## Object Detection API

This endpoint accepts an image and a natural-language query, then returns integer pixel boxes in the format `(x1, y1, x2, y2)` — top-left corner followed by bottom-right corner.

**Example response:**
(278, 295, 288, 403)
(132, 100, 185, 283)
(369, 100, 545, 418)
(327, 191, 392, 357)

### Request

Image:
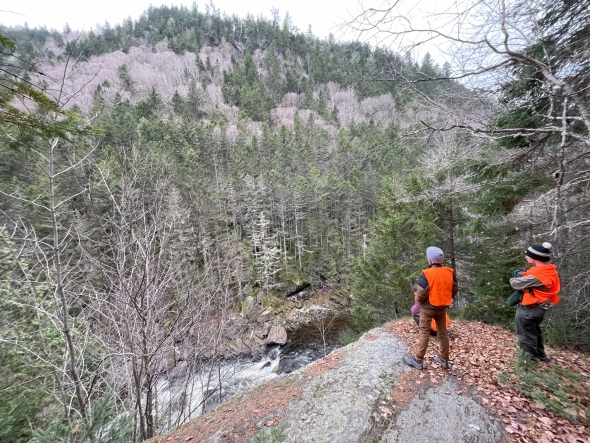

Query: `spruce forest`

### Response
(0, 0, 589, 441)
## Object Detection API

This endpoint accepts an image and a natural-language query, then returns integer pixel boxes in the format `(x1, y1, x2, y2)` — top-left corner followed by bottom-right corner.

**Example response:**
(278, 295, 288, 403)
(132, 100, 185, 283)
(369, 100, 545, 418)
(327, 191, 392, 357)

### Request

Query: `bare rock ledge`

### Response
(154, 326, 507, 443)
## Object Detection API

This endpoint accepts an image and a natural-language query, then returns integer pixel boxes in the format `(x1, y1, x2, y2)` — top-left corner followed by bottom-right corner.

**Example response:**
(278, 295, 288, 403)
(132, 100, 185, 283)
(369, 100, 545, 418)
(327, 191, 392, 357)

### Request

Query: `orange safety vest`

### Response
(431, 314, 451, 332)
(422, 266, 455, 307)
(521, 264, 560, 306)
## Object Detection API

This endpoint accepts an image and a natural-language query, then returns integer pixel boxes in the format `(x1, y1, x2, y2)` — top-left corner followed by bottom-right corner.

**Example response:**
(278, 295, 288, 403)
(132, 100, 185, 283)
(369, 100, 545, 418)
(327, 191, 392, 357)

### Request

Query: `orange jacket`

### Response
(521, 264, 560, 306)
(421, 266, 455, 306)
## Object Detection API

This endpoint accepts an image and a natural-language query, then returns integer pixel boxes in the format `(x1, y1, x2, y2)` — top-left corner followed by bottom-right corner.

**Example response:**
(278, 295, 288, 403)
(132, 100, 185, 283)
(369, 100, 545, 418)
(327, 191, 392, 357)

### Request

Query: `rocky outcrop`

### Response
(232, 41, 245, 53)
(227, 289, 351, 355)
(165, 290, 352, 378)
(157, 326, 506, 443)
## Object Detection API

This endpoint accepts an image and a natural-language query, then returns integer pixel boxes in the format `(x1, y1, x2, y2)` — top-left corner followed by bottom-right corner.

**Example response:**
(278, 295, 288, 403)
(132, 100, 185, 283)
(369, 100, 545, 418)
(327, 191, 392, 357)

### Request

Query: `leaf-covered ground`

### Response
(385, 318, 590, 443)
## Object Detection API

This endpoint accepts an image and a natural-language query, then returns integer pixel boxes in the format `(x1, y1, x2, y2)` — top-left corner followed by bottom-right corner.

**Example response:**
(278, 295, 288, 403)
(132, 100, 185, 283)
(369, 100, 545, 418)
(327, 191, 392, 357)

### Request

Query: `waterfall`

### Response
(154, 347, 281, 431)
(149, 317, 351, 433)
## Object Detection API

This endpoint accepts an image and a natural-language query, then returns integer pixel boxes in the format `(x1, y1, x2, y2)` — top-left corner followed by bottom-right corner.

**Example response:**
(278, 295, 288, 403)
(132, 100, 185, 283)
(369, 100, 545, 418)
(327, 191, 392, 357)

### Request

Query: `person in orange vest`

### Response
(509, 242, 560, 363)
(404, 246, 458, 370)
(410, 294, 451, 336)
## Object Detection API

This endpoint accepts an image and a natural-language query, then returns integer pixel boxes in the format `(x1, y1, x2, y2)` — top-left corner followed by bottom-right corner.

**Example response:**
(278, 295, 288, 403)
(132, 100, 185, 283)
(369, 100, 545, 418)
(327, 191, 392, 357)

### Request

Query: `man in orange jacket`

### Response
(404, 246, 458, 370)
(510, 242, 560, 363)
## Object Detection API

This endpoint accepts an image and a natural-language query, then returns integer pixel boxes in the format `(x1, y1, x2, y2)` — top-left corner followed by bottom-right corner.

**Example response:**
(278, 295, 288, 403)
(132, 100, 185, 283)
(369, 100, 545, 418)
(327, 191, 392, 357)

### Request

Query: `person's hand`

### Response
(512, 268, 524, 278)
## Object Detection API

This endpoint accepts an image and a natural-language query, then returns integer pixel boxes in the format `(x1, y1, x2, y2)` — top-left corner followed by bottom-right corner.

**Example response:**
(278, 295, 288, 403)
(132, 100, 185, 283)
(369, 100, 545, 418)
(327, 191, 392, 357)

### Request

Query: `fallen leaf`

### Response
(185, 437, 194, 442)
(539, 417, 553, 426)
(380, 406, 392, 415)
(506, 425, 516, 434)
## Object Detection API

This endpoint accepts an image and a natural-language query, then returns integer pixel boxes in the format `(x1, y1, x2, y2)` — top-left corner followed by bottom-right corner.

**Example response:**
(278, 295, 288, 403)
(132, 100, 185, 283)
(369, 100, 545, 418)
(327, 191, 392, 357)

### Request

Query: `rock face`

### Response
(265, 325, 288, 345)
(166, 326, 506, 443)
(277, 328, 409, 442)
(381, 378, 505, 443)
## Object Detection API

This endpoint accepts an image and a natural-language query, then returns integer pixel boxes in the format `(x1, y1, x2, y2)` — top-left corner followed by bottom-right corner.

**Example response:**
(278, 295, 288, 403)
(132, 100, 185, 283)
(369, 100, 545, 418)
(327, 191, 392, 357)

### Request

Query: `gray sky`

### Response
(1, 0, 459, 67)
(0, 0, 356, 40)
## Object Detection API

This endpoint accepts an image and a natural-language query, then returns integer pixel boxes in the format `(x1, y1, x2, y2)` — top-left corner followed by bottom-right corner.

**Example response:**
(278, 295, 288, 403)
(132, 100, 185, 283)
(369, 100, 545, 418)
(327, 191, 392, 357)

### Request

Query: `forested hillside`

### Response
(0, 0, 588, 441)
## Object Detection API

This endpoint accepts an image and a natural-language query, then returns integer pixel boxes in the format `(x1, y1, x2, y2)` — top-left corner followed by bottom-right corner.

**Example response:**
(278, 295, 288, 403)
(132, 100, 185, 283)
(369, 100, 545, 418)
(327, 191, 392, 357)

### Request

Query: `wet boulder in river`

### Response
(266, 325, 288, 345)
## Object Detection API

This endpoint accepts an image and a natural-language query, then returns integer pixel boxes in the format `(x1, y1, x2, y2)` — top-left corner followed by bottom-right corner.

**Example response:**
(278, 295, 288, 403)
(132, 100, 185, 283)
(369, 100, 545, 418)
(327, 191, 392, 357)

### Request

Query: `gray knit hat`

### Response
(526, 242, 552, 262)
(426, 246, 444, 265)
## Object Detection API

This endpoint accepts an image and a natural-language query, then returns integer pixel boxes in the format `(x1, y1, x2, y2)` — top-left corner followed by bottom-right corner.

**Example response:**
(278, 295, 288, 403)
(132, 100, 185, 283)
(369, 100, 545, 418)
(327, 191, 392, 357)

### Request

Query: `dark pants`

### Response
(515, 304, 547, 360)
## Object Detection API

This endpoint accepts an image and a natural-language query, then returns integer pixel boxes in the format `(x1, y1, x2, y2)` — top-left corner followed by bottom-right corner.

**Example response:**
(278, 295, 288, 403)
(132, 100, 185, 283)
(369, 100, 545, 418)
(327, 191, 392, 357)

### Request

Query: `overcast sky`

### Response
(1, 0, 460, 67)
(0, 0, 357, 40)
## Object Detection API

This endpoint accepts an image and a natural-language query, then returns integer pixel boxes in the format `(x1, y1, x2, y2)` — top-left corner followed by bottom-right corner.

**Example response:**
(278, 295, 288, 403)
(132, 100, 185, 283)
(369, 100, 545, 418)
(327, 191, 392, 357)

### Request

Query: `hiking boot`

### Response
(434, 356, 450, 369)
(538, 356, 550, 363)
(403, 356, 423, 370)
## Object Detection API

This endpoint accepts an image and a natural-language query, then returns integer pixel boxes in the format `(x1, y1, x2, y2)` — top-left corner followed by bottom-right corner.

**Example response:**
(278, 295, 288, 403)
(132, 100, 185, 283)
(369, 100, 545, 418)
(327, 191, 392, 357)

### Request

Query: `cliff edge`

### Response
(150, 319, 590, 443)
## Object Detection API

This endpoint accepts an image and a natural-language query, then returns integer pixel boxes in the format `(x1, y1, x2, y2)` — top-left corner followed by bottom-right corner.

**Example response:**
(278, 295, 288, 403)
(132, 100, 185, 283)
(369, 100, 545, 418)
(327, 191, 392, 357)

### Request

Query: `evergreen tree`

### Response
(117, 63, 134, 93)
(352, 175, 442, 329)
(171, 89, 185, 115)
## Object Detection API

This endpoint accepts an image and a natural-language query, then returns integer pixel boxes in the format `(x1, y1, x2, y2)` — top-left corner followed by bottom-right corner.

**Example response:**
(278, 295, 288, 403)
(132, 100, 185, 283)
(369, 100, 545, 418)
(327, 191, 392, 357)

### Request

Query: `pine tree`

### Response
(171, 89, 185, 115)
(352, 175, 442, 329)
(116, 63, 134, 93)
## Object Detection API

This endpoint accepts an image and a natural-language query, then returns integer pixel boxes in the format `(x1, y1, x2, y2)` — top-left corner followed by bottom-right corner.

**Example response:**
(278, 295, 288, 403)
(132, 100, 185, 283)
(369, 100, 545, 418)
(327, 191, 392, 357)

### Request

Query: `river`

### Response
(154, 316, 352, 431)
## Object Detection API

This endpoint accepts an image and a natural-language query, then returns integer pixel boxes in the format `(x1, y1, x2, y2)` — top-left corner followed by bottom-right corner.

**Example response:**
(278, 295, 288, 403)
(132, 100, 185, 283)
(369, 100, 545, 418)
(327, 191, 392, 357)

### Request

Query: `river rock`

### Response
(253, 323, 271, 339)
(224, 316, 248, 340)
(265, 325, 288, 345)
(257, 310, 275, 324)
(227, 338, 250, 354)
(330, 291, 351, 306)
(161, 325, 507, 443)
